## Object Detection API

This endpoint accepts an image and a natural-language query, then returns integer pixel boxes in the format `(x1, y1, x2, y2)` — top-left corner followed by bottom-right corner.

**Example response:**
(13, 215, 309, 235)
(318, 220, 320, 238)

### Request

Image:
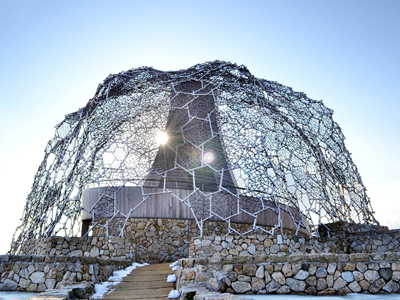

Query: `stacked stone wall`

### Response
(346, 231, 400, 253)
(20, 237, 137, 261)
(189, 235, 340, 259)
(19, 221, 192, 263)
(190, 231, 400, 260)
(318, 222, 400, 253)
(318, 221, 390, 239)
(0, 255, 132, 293)
(13, 220, 400, 296)
(20, 218, 297, 263)
(177, 253, 400, 296)
(180, 224, 400, 296)
(92, 218, 295, 239)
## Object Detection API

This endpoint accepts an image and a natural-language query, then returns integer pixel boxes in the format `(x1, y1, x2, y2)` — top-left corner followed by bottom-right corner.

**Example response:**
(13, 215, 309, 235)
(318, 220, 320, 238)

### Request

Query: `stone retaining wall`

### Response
(21, 229, 399, 266)
(189, 235, 339, 259)
(0, 255, 132, 292)
(190, 229, 400, 259)
(318, 222, 400, 253)
(318, 222, 390, 239)
(20, 237, 138, 261)
(177, 252, 400, 296)
(180, 227, 400, 297)
(20, 218, 293, 263)
(347, 231, 400, 253)
(92, 218, 285, 240)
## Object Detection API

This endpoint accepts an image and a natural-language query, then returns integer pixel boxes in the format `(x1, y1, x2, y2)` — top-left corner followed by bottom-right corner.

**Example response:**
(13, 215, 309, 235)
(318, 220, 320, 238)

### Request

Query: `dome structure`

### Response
(11, 61, 377, 253)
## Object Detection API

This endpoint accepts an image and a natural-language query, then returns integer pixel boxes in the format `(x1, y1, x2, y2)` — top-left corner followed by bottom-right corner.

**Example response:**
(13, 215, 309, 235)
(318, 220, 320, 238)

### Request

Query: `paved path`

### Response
(101, 263, 175, 300)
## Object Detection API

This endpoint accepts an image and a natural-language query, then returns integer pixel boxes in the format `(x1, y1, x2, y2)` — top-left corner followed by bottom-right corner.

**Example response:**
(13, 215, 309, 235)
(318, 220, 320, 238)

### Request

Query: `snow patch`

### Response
(169, 261, 178, 268)
(167, 274, 177, 282)
(91, 262, 148, 299)
(167, 289, 180, 298)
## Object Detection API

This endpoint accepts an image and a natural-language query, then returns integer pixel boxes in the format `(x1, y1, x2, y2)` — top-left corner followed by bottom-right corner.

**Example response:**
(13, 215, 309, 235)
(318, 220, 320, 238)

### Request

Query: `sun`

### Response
(155, 131, 168, 145)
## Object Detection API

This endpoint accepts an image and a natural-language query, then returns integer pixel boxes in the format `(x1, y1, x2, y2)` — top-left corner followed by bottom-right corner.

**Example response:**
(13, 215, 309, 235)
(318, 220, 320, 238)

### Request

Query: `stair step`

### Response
(101, 287, 171, 299)
(100, 263, 176, 299)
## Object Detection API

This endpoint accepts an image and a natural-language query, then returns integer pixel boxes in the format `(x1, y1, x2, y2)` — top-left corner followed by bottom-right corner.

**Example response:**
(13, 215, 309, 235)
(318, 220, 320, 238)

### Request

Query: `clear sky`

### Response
(1, 0, 399, 254)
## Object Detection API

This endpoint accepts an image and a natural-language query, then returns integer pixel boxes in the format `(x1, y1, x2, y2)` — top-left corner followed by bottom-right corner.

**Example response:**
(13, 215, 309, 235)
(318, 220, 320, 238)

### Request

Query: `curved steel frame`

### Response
(10, 61, 377, 254)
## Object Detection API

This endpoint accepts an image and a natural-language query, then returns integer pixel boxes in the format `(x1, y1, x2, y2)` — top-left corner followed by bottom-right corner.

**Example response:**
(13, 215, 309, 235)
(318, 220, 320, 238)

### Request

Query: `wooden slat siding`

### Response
(82, 187, 193, 220)
(81, 187, 309, 232)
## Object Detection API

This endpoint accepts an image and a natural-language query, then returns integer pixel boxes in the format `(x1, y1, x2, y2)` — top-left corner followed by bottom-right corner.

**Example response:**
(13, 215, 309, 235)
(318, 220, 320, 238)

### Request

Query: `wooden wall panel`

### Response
(81, 187, 308, 232)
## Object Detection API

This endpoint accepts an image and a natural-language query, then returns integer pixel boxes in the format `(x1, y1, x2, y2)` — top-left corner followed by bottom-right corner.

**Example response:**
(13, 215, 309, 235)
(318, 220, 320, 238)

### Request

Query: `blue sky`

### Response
(0, 0, 399, 253)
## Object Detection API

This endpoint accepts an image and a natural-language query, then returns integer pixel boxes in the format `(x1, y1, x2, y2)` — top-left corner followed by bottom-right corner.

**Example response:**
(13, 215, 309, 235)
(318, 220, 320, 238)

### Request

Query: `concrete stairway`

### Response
(101, 263, 175, 300)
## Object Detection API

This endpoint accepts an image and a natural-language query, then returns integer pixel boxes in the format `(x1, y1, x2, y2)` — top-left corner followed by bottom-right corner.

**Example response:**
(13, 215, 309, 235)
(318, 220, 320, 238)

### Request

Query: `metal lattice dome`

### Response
(11, 61, 377, 253)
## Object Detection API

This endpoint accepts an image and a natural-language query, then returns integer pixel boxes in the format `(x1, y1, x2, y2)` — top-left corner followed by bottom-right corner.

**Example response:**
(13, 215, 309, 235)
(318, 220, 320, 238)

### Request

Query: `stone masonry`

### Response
(190, 235, 338, 259)
(190, 223, 400, 260)
(319, 222, 400, 253)
(20, 218, 292, 264)
(177, 252, 400, 296)
(9, 220, 400, 296)
(0, 255, 132, 293)
(178, 222, 400, 297)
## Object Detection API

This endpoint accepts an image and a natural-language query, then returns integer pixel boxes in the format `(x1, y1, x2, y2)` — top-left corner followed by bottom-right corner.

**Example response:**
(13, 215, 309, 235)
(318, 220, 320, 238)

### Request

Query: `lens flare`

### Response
(201, 149, 217, 165)
(155, 131, 168, 145)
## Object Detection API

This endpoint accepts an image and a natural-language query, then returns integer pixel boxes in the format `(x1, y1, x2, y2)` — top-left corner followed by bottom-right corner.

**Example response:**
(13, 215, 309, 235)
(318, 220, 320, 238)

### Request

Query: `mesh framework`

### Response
(11, 61, 377, 253)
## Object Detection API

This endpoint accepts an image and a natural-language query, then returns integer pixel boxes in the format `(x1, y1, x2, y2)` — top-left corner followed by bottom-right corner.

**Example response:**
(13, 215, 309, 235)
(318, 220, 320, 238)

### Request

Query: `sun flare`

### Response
(155, 131, 168, 145)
